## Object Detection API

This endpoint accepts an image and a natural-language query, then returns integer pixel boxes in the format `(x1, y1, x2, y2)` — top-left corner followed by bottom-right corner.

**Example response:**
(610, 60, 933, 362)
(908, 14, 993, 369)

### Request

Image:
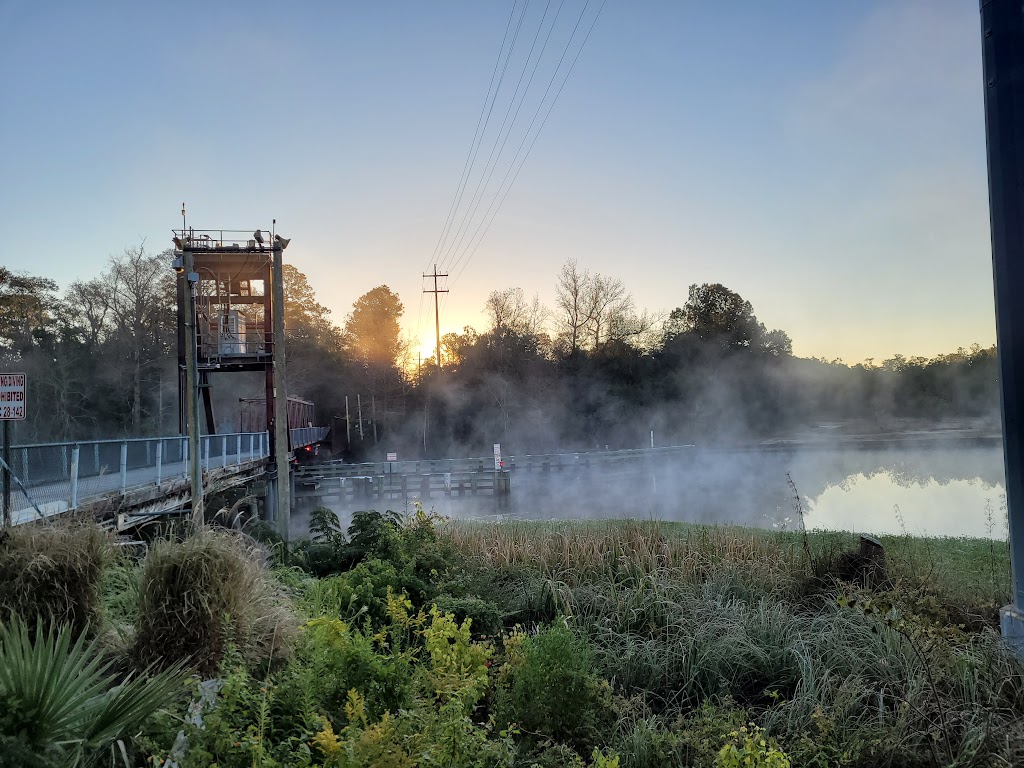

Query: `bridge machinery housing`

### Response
(172, 221, 308, 534)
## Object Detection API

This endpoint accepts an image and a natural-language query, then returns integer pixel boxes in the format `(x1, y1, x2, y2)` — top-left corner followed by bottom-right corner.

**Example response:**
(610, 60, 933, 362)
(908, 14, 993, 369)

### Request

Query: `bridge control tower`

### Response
(171, 217, 292, 534)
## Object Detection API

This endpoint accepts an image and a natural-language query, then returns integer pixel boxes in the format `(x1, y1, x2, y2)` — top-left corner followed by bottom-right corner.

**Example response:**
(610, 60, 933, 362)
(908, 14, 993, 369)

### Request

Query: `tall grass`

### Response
(0, 523, 113, 638)
(441, 518, 1024, 766)
(131, 530, 296, 674)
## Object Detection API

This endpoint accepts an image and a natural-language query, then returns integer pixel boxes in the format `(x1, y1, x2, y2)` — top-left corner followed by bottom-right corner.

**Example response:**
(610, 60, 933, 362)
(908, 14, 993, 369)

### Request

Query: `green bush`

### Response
(432, 594, 502, 638)
(715, 724, 791, 768)
(495, 622, 613, 752)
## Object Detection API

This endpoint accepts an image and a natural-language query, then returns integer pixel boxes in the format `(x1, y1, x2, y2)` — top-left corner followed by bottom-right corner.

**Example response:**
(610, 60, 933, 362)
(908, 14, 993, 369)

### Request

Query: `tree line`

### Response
(0, 249, 998, 456)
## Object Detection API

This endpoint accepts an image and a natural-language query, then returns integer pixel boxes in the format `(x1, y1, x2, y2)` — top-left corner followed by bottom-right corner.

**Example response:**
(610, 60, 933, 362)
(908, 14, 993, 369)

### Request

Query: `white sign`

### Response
(0, 373, 26, 420)
(386, 452, 397, 462)
(493, 443, 502, 470)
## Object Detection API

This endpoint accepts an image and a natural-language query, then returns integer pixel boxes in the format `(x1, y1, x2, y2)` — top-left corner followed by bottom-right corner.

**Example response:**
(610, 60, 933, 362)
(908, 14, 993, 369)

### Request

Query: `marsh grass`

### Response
(441, 518, 1024, 766)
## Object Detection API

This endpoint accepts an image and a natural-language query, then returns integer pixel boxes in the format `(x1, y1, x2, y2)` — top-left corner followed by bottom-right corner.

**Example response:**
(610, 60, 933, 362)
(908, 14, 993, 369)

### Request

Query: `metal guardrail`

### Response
(291, 427, 328, 449)
(5, 427, 330, 522)
(7, 432, 271, 522)
(299, 445, 697, 480)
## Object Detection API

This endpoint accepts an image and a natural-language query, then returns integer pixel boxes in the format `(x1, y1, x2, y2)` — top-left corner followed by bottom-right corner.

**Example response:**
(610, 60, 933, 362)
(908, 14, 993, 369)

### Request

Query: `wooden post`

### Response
(272, 244, 291, 540)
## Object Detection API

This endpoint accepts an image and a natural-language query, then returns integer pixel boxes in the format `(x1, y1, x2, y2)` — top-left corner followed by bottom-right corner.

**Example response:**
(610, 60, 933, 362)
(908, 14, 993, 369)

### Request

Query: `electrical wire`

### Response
(424, 0, 530, 272)
(445, 0, 608, 290)
(436, 0, 561, 273)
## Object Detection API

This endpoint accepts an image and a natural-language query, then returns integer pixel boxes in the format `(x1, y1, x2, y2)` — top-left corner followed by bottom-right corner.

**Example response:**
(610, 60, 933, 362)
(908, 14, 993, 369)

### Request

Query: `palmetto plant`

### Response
(0, 617, 186, 767)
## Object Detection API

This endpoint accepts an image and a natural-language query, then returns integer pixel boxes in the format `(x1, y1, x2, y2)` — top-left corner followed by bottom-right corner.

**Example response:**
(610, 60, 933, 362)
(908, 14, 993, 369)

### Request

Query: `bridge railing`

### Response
(291, 427, 329, 449)
(7, 432, 271, 523)
(298, 444, 697, 480)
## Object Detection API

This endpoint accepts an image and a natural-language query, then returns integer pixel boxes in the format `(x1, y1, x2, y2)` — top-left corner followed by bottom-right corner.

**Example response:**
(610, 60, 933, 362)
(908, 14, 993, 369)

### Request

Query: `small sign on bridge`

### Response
(0, 373, 26, 420)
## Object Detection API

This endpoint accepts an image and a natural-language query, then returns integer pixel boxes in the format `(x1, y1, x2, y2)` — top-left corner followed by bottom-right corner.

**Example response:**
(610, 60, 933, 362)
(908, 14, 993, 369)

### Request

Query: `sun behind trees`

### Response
(0, 254, 999, 455)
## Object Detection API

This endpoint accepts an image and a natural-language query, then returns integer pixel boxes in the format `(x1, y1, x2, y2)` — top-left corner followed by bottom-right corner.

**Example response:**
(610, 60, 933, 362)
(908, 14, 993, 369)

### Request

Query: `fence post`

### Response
(70, 446, 79, 510)
(222, 435, 228, 468)
(203, 437, 210, 474)
(119, 442, 127, 494)
(93, 443, 99, 474)
(182, 439, 189, 479)
(155, 440, 163, 488)
(236, 434, 242, 465)
(146, 440, 151, 465)
(249, 434, 254, 462)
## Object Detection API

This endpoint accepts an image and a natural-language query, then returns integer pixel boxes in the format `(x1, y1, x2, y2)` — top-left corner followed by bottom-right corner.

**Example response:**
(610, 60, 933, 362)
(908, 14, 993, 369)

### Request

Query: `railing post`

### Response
(236, 434, 242, 465)
(203, 437, 210, 473)
(70, 446, 79, 510)
(155, 440, 163, 488)
(119, 442, 127, 494)
(222, 435, 228, 468)
(249, 434, 254, 462)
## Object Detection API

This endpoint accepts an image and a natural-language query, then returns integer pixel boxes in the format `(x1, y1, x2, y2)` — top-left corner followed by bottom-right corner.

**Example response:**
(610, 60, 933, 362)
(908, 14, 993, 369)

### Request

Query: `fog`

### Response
(293, 442, 1007, 541)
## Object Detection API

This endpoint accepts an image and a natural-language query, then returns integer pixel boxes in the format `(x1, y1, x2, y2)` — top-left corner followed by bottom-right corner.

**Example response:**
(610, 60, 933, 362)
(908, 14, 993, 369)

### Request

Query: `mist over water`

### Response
(300, 443, 1007, 541)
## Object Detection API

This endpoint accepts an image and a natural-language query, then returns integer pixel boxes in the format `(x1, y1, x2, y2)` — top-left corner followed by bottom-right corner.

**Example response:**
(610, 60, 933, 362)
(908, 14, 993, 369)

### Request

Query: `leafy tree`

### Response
(0, 268, 58, 359)
(344, 285, 405, 370)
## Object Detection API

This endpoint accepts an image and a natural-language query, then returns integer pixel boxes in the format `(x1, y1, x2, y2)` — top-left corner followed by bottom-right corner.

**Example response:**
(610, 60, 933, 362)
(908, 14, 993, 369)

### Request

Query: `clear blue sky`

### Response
(0, 0, 992, 363)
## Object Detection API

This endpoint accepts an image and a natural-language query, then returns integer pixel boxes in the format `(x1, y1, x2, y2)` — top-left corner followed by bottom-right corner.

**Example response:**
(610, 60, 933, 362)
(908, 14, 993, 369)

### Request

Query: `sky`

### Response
(0, 0, 995, 364)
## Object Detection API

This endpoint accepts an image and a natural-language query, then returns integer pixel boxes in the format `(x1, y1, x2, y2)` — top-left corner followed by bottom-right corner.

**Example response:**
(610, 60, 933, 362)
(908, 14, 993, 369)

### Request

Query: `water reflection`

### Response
(313, 444, 1009, 541)
(795, 447, 1006, 539)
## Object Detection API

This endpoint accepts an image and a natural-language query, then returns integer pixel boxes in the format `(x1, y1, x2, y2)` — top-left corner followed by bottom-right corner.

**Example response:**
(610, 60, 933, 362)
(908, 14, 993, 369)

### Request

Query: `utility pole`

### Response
(980, 0, 1024, 652)
(182, 251, 203, 524)
(357, 394, 364, 440)
(271, 242, 291, 541)
(423, 265, 449, 370)
(345, 395, 351, 447)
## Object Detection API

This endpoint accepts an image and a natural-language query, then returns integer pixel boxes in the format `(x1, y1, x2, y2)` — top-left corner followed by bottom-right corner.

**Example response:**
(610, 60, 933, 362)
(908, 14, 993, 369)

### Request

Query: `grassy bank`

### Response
(0, 512, 1019, 767)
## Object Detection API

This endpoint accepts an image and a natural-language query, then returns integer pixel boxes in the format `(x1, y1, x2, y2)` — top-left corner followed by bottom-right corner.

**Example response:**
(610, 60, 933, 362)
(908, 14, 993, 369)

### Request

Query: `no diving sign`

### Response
(0, 373, 26, 420)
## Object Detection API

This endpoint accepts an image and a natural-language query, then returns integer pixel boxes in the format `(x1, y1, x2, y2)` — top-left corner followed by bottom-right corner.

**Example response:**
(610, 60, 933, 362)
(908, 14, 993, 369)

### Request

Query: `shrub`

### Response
(131, 531, 296, 674)
(495, 622, 613, 752)
(0, 523, 113, 639)
(0, 616, 185, 768)
(432, 594, 502, 638)
(715, 724, 791, 768)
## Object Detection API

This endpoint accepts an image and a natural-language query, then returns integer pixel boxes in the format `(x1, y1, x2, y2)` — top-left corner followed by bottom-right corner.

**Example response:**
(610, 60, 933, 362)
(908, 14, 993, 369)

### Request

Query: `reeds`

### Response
(131, 530, 296, 674)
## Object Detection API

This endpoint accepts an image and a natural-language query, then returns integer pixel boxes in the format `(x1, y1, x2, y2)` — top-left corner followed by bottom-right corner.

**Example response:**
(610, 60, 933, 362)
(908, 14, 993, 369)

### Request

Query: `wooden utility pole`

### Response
(345, 395, 351, 446)
(423, 265, 449, 370)
(182, 252, 204, 524)
(271, 243, 291, 540)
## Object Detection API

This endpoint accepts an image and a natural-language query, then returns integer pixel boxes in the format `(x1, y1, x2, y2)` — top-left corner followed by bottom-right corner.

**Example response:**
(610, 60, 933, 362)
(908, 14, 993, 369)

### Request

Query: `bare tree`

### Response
(555, 259, 591, 355)
(485, 287, 550, 339)
(104, 244, 175, 432)
(64, 279, 111, 349)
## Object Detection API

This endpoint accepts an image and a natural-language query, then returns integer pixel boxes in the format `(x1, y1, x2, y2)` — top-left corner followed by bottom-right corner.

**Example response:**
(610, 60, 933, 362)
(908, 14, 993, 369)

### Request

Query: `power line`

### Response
(446, 0, 608, 288)
(425, 0, 531, 273)
(437, 0, 562, 273)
